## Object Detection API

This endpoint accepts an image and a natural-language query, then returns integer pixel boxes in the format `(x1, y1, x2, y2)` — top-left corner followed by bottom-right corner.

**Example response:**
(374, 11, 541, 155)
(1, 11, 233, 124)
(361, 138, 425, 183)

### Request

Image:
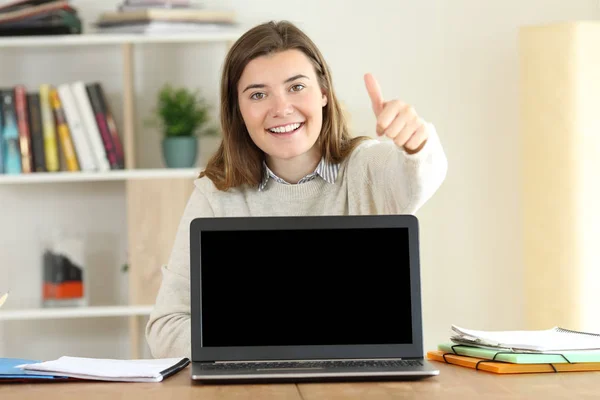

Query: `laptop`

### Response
(189, 214, 440, 383)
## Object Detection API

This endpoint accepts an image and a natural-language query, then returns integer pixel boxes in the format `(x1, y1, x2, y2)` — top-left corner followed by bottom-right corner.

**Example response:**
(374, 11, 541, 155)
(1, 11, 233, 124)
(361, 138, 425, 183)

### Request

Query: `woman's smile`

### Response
(266, 122, 306, 137)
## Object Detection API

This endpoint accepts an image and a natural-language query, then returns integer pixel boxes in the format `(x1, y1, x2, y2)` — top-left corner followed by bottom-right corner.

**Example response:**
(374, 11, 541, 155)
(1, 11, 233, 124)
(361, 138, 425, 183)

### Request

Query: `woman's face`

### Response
(237, 49, 328, 162)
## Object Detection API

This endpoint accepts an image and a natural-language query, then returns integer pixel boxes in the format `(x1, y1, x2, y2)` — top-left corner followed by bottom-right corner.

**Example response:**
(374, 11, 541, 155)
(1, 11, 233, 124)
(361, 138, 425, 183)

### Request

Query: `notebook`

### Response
(438, 343, 600, 364)
(427, 350, 600, 374)
(451, 325, 600, 352)
(17, 356, 190, 382)
(189, 215, 440, 383)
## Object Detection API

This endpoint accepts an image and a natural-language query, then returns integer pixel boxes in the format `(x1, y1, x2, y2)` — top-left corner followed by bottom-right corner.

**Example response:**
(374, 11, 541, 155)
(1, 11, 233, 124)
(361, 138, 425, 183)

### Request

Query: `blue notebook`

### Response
(0, 358, 69, 382)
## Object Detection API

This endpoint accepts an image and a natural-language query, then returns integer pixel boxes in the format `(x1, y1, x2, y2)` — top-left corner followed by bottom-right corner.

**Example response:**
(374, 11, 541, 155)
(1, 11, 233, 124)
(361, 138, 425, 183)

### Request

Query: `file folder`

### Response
(427, 350, 600, 374)
(438, 343, 600, 364)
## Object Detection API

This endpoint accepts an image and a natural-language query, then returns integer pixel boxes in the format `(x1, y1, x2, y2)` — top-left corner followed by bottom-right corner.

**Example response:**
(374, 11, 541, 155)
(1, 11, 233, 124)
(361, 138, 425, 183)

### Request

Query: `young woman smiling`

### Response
(145, 20, 448, 359)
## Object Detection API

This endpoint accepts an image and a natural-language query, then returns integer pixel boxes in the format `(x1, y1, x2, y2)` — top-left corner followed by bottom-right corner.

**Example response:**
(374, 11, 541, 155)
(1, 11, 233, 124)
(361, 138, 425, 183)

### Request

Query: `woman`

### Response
(145, 20, 448, 358)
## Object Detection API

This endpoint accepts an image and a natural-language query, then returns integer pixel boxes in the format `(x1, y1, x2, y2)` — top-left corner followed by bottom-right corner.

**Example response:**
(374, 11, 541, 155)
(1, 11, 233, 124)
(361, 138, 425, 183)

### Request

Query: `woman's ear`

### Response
(321, 92, 328, 107)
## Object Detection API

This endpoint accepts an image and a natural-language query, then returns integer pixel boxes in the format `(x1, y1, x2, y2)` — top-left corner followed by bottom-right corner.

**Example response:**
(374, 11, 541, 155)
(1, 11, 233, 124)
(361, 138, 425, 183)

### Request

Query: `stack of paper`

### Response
(16, 356, 190, 382)
(427, 325, 600, 374)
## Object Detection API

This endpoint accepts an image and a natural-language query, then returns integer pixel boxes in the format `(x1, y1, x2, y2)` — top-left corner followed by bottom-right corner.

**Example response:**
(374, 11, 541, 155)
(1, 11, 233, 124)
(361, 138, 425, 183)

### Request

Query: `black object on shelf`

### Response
(0, 2, 83, 36)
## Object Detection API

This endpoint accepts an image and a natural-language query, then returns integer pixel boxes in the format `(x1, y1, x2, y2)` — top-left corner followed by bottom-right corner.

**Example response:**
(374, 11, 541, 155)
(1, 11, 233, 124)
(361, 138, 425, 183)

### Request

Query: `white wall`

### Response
(211, 0, 598, 350)
(0, 0, 598, 359)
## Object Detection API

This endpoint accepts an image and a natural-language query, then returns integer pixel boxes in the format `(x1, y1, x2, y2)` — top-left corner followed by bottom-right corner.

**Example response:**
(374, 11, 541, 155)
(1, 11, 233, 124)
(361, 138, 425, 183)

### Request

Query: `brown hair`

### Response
(199, 20, 370, 191)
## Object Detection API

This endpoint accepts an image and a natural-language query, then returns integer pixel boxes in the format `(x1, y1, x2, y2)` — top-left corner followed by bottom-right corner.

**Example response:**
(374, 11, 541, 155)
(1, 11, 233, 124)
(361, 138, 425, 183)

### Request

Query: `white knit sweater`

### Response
(145, 123, 448, 358)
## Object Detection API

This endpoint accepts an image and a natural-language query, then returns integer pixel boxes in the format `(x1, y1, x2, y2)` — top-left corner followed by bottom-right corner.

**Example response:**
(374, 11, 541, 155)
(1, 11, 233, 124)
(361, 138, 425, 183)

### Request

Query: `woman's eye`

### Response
(250, 92, 265, 100)
(290, 84, 305, 92)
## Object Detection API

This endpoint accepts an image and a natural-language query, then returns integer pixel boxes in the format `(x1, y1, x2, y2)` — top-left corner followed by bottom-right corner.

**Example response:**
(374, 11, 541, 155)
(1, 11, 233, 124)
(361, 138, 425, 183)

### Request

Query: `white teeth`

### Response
(268, 123, 301, 133)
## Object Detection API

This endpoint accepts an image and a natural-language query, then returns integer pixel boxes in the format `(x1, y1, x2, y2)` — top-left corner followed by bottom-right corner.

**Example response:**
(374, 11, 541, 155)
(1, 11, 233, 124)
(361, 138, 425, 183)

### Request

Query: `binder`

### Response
(0, 358, 69, 382)
(438, 343, 600, 364)
(427, 350, 600, 374)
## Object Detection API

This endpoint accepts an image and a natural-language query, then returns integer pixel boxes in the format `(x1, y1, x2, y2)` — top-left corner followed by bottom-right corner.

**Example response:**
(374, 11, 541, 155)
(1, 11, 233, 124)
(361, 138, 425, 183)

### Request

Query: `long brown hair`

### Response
(200, 20, 370, 191)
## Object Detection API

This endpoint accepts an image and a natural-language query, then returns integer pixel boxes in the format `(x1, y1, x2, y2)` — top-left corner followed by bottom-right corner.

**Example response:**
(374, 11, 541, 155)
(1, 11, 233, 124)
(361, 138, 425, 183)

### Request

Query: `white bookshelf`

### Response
(0, 305, 153, 321)
(0, 31, 237, 359)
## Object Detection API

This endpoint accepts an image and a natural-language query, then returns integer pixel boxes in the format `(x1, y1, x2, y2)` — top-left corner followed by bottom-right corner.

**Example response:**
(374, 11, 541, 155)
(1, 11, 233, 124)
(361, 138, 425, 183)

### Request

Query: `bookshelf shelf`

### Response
(0, 31, 242, 48)
(0, 305, 153, 321)
(0, 168, 200, 184)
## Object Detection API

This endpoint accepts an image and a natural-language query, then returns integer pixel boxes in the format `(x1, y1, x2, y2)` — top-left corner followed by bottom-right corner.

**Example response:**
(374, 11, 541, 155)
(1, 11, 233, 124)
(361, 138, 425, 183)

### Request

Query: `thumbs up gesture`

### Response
(364, 73, 428, 154)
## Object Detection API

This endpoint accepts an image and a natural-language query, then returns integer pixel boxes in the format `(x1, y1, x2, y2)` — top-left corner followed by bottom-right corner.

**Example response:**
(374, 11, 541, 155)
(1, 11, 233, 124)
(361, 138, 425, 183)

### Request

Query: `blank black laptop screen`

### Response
(200, 227, 413, 347)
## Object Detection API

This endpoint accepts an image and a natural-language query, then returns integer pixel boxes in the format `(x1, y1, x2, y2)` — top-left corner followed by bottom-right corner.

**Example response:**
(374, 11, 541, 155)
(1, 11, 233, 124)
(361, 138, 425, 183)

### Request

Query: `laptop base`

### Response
(191, 360, 440, 384)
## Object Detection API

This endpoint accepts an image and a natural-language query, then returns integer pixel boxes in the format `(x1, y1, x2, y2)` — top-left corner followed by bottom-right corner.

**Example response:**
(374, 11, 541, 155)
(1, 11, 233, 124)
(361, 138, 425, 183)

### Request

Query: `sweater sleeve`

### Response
(145, 180, 215, 359)
(349, 122, 448, 214)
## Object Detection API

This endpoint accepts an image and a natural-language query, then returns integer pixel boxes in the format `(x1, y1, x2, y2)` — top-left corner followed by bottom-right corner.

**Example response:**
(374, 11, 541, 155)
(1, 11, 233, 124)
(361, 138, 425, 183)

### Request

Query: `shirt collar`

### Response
(258, 157, 340, 191)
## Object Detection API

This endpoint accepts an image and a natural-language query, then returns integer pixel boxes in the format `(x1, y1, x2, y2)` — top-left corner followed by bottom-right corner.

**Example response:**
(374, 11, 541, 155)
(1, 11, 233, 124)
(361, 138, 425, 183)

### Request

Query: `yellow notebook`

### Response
(427, 350, 600, 374)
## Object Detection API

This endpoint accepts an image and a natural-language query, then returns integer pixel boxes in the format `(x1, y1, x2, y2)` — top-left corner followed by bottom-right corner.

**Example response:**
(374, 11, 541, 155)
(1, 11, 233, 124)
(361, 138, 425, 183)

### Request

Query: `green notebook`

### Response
(438, 343, 600, 364)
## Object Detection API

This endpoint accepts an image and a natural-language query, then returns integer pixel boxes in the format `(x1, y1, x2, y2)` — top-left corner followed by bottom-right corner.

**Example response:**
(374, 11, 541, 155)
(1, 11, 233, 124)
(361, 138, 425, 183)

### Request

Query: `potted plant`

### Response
(151, 84, 217, 168)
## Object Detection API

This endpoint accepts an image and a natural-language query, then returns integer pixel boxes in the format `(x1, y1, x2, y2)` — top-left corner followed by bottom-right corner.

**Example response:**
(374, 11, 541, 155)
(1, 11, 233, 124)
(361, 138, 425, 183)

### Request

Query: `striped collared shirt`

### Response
(258, 157, 340, 191)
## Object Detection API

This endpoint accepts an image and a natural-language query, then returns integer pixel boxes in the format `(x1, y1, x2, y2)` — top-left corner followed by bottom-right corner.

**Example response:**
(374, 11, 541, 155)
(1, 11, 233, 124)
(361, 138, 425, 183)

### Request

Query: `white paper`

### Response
(17, 356, 187, 382)
(451, 325, 600, 352)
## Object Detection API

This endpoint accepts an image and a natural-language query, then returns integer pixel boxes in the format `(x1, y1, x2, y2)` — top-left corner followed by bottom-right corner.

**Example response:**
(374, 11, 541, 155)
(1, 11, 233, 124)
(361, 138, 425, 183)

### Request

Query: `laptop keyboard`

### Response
(202, 359, 423, 370)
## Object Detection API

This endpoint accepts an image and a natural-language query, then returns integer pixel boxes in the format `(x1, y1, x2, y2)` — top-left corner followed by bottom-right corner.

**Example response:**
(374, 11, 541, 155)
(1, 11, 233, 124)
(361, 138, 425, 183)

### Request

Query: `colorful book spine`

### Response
(90, 82, 125, 168)
(14, 85, 33, 173)
(49, 87, 79, 172)
(39, 84, 59, 172)
(85, 83, 119, 169)
(70, 81, 110, 172)
(57, 84, 97, 171)
(27, 92, 46, 172)
(1, 89, 22, 174)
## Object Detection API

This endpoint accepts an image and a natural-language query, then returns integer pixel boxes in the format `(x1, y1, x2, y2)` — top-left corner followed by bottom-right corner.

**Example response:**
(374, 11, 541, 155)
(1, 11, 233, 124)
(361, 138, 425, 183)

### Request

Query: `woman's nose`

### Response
(270, 95, 293, 118)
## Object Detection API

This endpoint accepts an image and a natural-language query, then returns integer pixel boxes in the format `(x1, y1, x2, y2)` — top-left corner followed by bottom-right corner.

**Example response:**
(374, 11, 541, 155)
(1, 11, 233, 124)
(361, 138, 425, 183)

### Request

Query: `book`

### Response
(89, 82, 124, 168)
(427, 350, 600, 374)
(17, 356, 190, 382)
(1, 88, 22, 174)
(14, 85, 33, 173)
(57, 83, 97, 171)
(0, 0, 74, 26)
(39, 83, 59, 172)
(438, 342, 600, 364)
(96, 8, 235, 25)
(70, 81, 110, 172)
(27, 92, 46, 172)
(96, 20, 233, 34)
(0, 0, 61, 14)
(49, 87, 79, 171)
(450, 324, 600, 352)
(0, 8, 82, 36)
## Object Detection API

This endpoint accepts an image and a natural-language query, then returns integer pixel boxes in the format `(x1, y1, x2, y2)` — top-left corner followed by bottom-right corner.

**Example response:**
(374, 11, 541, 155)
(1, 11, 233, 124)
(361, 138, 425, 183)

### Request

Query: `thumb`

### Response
(364, 73, 384, 116)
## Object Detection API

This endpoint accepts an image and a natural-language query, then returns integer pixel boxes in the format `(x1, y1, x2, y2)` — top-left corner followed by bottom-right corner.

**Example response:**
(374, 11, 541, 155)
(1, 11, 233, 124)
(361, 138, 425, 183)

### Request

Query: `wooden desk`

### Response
(2, 362, 600, 400)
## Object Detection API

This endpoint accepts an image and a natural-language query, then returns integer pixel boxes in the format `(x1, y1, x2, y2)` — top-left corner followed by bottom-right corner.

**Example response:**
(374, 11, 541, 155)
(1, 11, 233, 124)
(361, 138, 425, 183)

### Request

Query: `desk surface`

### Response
(2, 362, 600, 400)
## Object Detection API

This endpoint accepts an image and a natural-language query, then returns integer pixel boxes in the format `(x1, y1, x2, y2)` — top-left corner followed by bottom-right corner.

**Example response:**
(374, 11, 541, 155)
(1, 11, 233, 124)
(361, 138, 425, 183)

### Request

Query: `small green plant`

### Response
(149, 84, 218, 137)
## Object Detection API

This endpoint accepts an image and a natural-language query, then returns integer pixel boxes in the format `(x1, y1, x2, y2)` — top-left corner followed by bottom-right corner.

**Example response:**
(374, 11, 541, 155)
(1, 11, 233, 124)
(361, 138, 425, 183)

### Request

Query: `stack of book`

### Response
(427, 325, 600, 374)
(0, 0, 82, 36)
(0, 81, 125, 175)
(93, 0, 237, 34)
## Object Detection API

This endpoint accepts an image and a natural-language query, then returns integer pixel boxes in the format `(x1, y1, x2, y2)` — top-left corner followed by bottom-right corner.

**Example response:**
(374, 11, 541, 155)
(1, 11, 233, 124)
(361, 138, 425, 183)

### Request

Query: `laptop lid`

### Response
(190, 214, 424, 362)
